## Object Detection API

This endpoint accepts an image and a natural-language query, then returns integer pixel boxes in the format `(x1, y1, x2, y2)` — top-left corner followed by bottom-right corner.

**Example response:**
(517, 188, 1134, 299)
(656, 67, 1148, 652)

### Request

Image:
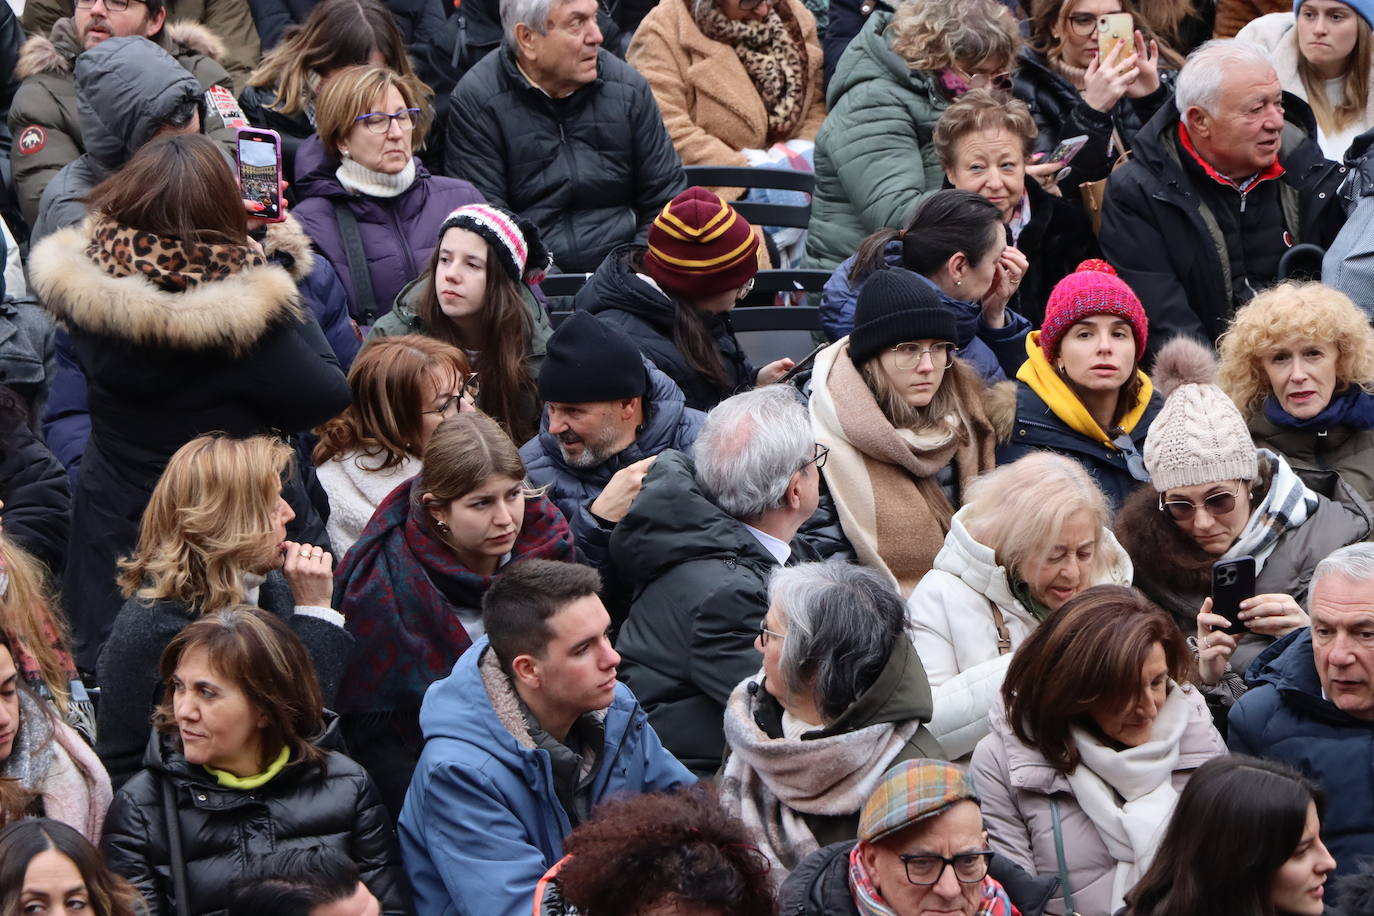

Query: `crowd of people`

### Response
(2, 0, 1374, 914)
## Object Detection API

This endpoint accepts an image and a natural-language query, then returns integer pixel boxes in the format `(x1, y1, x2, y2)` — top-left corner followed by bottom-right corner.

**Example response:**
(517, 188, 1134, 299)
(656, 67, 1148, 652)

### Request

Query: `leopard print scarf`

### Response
(693, 0, 809, 145)
(85, 218, 266, 292)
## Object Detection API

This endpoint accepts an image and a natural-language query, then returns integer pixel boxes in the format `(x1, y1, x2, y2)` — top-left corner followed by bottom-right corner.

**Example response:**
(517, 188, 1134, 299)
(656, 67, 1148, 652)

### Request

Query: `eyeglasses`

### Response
(1111, 432, 1150, 483)
(801, 442, 829, 471)
(899, 851, 994, 886)
(75, 0, 145, 8)
(422, 374, 481, 416)
(757, 623, 786, 646)
(353, 108, 422, 134)
(1158, 485, 1241, 522)
(1066, 12, 1105, 35)
(890, 342, 957, 371)
(737, 277, 756, 300)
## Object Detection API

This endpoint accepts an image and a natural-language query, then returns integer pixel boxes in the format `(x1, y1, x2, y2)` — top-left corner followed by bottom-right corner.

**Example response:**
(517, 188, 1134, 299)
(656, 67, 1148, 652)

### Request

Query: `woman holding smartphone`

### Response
(1013, 0, 1179, 186)
(1114, 337, 1368, 688)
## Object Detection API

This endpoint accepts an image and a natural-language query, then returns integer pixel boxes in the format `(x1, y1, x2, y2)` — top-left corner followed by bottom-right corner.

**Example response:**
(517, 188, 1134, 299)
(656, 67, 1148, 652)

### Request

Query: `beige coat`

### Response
(627, 0, 826, 196)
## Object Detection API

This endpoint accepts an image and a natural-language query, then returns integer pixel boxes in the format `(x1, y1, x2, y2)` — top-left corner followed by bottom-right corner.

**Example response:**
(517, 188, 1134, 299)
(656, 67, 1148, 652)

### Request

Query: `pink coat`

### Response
(969, 688, 1224, 916)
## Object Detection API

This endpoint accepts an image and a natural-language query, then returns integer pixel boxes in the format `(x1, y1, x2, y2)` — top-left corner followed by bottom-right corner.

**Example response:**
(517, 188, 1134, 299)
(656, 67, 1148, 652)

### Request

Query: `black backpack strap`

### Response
(332, 199, 380, 324)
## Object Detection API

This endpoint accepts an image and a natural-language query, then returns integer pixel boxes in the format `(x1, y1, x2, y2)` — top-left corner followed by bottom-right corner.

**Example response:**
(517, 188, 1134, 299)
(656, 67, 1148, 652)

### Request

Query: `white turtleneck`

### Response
(336, 156, 418, 199)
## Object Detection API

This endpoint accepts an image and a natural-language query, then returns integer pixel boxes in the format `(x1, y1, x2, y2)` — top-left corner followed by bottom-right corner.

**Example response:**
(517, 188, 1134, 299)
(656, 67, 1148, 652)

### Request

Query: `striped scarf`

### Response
(1222, 449, 1319, 574)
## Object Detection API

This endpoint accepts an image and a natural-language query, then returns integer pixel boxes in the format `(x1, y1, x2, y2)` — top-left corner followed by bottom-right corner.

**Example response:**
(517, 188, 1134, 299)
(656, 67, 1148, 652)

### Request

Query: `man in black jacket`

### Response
(1099, 38, 1347, 351)
(444, 0, 685, 273)
(610, 384, 822, 776)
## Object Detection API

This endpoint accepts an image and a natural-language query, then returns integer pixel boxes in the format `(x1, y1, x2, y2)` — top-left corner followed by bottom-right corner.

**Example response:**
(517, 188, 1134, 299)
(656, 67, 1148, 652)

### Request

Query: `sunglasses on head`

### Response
(1158, 485, 1241, 522)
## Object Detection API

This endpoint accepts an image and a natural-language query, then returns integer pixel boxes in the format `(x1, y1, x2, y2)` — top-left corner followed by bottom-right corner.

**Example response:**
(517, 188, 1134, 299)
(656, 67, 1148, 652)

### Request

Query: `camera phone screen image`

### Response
(239, 136, 280, 219)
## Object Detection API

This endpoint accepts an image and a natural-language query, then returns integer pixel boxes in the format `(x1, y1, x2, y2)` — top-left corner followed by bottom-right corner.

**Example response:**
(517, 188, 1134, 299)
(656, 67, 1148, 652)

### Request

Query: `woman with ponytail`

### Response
(579, 187, 795, 412)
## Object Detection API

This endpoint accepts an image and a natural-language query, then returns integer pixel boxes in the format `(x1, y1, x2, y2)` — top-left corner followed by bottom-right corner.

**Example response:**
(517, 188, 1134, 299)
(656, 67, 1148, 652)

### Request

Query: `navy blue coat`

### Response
(996, 381, 1162, 511)
(1229, 629, 1374, 883)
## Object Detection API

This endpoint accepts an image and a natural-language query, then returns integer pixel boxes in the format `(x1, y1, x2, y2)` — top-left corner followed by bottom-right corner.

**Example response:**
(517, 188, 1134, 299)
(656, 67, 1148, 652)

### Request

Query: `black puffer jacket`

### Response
(100, 719, 411, 916)
(0, 392, 68, 578)
(780, 841, 1059, 916)
(611, 450, 818, 776)
(579, 246, 755, 411)
(1099, 94, 1347, 349)
(444, 48, 685, 273)
(1012, 48, 1175, 187)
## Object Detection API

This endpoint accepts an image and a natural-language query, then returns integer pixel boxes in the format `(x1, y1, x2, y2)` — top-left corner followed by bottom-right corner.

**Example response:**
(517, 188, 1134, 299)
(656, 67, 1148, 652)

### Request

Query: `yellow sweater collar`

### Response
(204, 745, 291, 790)
(1016, 332, 1153, 447)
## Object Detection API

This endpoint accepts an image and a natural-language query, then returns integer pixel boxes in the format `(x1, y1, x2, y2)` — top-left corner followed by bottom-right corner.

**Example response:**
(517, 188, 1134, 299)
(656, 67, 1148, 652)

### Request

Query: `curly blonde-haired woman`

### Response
(95, 435, 354, 790)
(803, 0, 1027, 270)
(1218, 281, 1374, 504)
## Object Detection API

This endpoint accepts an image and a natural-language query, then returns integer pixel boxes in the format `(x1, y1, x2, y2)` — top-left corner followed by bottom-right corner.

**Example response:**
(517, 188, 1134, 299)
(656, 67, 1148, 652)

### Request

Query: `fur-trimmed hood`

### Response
(17, 18, 225, 80)
(28, 223, 303, 355)
(262, 216, 316, 281)
(983, 379, 1017, 443)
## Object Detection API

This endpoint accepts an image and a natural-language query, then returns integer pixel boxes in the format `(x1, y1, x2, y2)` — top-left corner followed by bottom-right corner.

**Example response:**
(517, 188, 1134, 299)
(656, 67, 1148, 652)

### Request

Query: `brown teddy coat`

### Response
(627, 0, 826, 198)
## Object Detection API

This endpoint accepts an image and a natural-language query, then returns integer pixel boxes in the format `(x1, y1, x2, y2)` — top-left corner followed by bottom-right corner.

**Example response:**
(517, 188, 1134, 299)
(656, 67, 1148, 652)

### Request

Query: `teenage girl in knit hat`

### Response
(580, 187, 795, 412)
(997, 259, 1161, 509)
(368, 204, 554, 444)
(1114, 336, 1372, 695)
(808, 269, 1014, 598)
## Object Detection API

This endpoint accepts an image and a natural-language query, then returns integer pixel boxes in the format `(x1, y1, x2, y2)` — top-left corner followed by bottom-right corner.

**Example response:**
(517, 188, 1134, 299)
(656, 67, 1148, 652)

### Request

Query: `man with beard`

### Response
(520, 310, 704, 568)
(10, 0, 241, 227)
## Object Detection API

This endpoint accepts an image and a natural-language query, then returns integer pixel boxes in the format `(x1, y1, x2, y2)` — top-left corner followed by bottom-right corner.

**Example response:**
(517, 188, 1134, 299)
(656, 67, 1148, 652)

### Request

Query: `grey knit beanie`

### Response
(1143, 382, 1259, 492)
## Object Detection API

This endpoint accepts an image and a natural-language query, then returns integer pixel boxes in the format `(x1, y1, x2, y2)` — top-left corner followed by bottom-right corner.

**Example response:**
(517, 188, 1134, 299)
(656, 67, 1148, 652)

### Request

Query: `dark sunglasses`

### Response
(1158, 485, 1241, 522)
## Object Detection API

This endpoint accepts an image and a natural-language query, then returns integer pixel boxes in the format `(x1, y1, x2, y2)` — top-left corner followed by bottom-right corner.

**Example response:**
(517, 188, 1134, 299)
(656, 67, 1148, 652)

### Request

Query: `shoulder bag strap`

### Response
(1049, 797, 1079, 916)
(331, 199, 380, 325)
(161, 778, 192, 916)
(989, 602, 1012, 656)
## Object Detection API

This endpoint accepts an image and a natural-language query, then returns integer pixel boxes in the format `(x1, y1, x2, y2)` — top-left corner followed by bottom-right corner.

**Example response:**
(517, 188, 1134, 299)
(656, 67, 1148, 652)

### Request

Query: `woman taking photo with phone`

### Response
(1115, 337, 1369, 685)
(98, 435, 352, 790)
(333, 412, 576, 815)
(1013, 0, 1178, 186)
(971, 585, 1225, 916)
(27, 134, 350, 674)
(369, 204, 554, 445)
(1123, 755, 1336, 916)
(1239, 0, 1374, 159)
(100, 609, 410, 916)
(314, 335, 474, 556)
(292, 65, 484, 325)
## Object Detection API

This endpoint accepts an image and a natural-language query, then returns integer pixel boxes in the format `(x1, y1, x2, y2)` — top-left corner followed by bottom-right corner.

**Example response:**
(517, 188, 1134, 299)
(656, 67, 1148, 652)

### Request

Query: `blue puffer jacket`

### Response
(41, 218, 360, 480)
(519, 362, 705, 568)
(398, 637, 695, 916)
(1229, 629, 1374, 885)
(819, 251, 1030, 383)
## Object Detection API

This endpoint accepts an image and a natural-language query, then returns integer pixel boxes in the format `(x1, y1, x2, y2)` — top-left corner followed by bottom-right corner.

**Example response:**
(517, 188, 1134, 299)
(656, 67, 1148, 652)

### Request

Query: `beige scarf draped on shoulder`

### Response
(810, 341, 997, 597)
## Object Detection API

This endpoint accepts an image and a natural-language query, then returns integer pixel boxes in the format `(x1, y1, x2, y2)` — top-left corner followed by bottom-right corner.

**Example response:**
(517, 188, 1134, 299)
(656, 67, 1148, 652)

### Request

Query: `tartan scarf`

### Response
(334, 477, 576, 714)
(1221, 449, 1318, 575)
(848, 844, 1019, 916)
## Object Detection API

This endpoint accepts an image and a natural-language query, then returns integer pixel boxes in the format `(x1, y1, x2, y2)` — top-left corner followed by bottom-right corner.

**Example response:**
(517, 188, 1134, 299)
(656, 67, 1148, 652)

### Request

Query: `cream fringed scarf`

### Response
(809, 341, 998, 597)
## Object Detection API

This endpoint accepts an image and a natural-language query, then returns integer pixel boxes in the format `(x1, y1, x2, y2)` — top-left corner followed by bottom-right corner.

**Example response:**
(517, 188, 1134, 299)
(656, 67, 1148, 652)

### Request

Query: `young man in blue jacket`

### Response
(398, 558, 695, 916)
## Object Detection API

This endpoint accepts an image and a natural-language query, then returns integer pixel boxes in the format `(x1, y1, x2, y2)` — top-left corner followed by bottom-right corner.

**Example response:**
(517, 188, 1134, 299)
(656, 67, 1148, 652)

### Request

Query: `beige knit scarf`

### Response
(809, 342, 997, 597)
(718, 675, 919, 878)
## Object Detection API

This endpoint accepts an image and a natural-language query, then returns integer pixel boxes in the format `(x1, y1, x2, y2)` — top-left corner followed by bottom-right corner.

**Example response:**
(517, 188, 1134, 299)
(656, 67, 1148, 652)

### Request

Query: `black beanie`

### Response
(538, 311, 648, 403)
(848, 269, 958, 366)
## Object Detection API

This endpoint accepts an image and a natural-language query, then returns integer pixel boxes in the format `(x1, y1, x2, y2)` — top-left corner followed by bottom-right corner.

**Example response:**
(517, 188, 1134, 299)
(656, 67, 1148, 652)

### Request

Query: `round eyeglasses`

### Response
(353, 108, 422, 134)
(889, 342, 956, 371)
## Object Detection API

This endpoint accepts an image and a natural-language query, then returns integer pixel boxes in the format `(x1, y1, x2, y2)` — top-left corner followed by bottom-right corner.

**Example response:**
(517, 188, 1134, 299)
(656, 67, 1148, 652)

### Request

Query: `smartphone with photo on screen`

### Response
(236, 127, 285, 223)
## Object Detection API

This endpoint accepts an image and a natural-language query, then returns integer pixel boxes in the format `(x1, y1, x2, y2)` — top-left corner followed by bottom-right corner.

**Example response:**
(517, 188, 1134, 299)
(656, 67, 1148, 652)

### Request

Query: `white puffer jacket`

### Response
(909, 509, 1134, 759)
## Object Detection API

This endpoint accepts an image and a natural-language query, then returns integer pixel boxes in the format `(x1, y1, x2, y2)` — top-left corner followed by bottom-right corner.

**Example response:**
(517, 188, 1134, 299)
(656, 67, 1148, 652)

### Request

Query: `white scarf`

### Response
(718, 674, 920, 877)
(335, 156, 418, 198)
(1065, 684, 1192, 912)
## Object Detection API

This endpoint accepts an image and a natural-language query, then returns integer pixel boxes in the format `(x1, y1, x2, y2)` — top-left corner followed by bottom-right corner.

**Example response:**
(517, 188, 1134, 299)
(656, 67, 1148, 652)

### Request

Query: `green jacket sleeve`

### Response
(8, 77, 80, 226)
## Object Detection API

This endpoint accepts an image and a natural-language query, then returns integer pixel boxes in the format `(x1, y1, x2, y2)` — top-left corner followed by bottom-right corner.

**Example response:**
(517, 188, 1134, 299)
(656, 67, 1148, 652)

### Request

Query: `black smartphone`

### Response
(236, 127, 285, 223)
(1211, 556, 1256, 636)
(777, 343, 827, 384)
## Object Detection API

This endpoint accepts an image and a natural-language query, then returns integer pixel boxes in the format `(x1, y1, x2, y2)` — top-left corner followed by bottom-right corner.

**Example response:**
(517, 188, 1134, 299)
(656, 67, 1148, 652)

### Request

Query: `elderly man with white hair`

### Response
(1098, 38, 1347, 351)
(610, 383, 824, 777)
(443, 0, 686, 272)
(1229, 542, 1374, 883)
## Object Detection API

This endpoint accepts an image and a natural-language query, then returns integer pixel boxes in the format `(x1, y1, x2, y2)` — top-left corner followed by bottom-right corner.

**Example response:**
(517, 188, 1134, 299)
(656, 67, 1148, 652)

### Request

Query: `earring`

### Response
(954, 279, 962, 286)
(341, 149, 351, 160)
(436, 520, 450, 532)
